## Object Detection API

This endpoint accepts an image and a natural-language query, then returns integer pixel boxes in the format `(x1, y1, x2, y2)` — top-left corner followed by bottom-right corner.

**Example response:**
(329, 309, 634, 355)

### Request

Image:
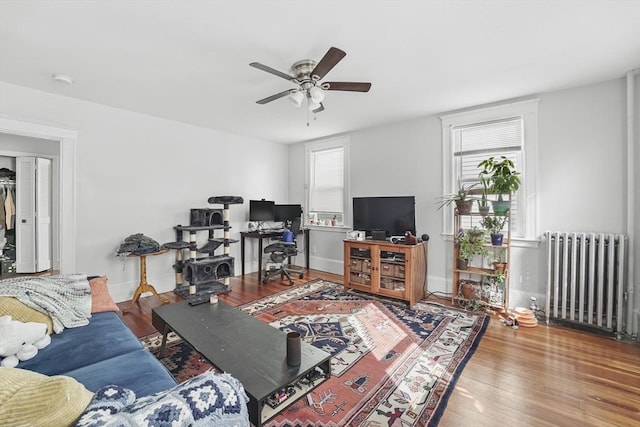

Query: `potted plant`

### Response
(459, 280, 483, 311)
(456, 229, 489, 270)
(492, 248, 508, 273)
(477, 173, 491, 216)
(477, 156, 521, 216)
(436, 183, 477, 215)
(466, 226, 485, 243)
(481, 216, 507, 246)
(459, 279, 477, 300)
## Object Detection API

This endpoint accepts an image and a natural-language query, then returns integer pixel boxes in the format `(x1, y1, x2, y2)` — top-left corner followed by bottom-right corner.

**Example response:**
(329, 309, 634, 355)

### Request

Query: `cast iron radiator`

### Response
(544, 231, 627, 337)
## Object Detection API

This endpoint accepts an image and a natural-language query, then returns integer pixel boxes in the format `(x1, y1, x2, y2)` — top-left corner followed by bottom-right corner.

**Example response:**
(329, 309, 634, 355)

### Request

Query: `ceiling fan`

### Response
(250, 47, 371, 117)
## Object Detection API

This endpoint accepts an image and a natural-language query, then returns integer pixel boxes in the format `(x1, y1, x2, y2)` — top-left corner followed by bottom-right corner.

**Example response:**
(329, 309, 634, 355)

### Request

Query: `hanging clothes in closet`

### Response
(0, 184, 5, 228)
(0, 169, 16, 264)
(4, 185, 15, 230)
(0, 169, 16, 231)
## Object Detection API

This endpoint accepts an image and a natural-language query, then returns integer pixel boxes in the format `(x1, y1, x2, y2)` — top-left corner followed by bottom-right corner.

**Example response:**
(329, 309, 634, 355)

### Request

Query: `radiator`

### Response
(545, 231, 627, 336)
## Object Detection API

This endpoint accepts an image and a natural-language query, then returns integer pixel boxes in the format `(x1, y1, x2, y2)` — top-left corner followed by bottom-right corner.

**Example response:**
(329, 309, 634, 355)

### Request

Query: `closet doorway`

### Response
(1, 151, 53, 274)
(0, 116, 77, 275)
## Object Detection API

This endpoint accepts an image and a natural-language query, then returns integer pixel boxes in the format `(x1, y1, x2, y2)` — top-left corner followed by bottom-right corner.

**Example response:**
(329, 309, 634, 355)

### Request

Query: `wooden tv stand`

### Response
(343, 239, 427, 308)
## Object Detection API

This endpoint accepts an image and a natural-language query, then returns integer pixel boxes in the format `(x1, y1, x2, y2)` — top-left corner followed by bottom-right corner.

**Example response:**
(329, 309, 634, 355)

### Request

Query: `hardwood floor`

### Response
(117, 269, 640, 426)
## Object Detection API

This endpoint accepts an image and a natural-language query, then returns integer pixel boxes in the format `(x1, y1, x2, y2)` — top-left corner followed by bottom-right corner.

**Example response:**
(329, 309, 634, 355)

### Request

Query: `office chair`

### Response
(262, 218, 304, 285)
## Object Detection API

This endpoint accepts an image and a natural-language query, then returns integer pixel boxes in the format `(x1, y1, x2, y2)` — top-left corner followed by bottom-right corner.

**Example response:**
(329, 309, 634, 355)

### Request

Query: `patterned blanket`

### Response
(0, 274, 92, 333)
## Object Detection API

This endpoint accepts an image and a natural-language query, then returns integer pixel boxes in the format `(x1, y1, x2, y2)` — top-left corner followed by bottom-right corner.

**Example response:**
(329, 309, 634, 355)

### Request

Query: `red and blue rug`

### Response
(142, 280, 489, 426)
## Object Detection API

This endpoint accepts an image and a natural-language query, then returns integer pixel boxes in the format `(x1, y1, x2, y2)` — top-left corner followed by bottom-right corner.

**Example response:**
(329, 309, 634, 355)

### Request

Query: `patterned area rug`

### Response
(141, 280, 489, 426)
(141, 331, 220, 384)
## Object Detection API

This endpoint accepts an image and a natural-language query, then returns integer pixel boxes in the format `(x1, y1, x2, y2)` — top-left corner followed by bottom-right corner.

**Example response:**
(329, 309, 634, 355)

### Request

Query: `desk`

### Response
(240, 229, 309, 283)
(122, 248, 169, 313)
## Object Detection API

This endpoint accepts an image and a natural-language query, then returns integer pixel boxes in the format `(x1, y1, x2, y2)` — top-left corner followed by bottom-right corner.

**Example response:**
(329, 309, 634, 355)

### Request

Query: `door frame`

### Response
(0, 116, 77, 273)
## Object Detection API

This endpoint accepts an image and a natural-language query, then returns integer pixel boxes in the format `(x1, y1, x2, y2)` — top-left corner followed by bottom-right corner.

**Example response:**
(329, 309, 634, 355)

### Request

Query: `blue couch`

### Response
(18, 311, 177, 397)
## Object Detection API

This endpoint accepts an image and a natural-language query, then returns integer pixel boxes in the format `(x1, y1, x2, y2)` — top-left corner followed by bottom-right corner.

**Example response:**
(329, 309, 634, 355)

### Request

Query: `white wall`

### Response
(288, 77, 636, 310)
(0, 134, 60, 156)
(538, 79, 626, 233)
(0, 82, 289, 302)
(0, 155, 15, 170)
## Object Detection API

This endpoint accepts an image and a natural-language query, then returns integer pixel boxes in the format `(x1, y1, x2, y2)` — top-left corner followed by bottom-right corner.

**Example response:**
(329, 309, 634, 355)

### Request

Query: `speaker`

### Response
(183, 255, 234, 285)
(190, 208, 223, 227)
(371, 230, 386, 241)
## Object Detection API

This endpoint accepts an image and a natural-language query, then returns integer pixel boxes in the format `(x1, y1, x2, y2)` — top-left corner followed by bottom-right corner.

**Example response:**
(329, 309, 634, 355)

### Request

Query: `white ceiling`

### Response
(1, 1, 640, 144)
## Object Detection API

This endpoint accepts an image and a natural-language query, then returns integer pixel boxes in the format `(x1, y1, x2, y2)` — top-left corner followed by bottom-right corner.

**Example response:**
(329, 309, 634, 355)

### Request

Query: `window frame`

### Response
(440, 99, 539, 246)
(304, 136, 351, 231)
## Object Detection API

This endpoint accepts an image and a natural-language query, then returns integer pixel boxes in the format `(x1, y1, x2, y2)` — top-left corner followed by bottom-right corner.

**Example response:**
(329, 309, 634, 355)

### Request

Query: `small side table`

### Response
(123, 248, 169, 313)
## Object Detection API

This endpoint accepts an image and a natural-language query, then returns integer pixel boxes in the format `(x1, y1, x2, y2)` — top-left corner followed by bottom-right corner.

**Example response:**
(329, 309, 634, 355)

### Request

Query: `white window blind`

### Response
(441, 98, 539, 242)
(309, 146, 344, 219)
(453, 117, 523, 234)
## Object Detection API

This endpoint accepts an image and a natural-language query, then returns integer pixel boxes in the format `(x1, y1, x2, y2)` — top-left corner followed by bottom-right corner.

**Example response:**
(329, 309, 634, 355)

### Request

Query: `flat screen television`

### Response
(352, 196, 416, 237)
(249, 199, 275, 221)
(274, 204, 302, 222)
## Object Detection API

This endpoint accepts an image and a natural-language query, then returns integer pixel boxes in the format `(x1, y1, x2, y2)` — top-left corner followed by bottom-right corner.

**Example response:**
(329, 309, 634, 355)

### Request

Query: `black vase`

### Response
(286, 332, 301, 367)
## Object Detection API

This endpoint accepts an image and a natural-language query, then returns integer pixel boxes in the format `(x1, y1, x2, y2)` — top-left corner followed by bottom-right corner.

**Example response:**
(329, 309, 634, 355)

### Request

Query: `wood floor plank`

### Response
(116, 268, 640, 426)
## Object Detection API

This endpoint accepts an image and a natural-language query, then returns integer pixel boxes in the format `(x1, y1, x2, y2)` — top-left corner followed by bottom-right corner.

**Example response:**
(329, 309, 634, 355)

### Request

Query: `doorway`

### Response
(0, 116, 77, 274)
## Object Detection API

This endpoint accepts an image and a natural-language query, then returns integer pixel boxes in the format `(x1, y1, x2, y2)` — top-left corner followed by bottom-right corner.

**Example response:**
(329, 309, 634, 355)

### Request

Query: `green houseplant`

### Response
(436, 183, 477, 214)
(456, 229, 489, 270)
(481, 215, 507, 245)
(477, 156, 521, 216)
(477, 173, 491, 216)
(493, 248, 507, 273)
(492, 269, 506, 285)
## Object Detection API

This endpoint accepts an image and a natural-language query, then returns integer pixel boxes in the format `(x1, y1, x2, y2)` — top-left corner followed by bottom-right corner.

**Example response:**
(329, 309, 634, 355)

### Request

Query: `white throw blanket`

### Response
(0, 274, 92, 333)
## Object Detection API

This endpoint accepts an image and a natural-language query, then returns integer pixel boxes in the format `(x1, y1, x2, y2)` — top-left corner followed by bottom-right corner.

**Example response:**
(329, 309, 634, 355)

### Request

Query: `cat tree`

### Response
(163, 196, 243, 302)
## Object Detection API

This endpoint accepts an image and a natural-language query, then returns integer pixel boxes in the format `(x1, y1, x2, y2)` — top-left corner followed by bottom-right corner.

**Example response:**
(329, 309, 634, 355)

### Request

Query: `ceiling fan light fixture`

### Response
(309, 98, 320, 111)
(250, 47, 371, 122)
(309, 86, 325, 104)
(288, 90, 304, 107)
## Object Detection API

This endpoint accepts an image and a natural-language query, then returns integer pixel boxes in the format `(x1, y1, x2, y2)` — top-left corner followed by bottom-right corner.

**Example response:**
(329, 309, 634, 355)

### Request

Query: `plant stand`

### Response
(451, 210, 511, 312)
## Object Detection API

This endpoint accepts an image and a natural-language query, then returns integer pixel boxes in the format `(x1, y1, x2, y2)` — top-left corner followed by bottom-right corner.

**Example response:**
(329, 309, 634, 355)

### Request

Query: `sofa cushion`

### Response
(89, 276, 120, 313)
(0, 367, 93, 427)
(64, 348, 177, 397)
(18, 311, 142, 375)
(76, 372, 249, 427)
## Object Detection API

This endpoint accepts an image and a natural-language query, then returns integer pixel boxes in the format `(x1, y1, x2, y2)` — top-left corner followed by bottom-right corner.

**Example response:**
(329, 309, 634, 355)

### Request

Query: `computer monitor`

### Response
(249, 200, 275, 221)
(274, 204, 302, 222)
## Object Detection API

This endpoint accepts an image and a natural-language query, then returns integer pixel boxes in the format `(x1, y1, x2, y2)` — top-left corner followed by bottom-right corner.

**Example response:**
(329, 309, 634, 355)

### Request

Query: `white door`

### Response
(15, 157, 51, 273)
(35, 158, 52, 271)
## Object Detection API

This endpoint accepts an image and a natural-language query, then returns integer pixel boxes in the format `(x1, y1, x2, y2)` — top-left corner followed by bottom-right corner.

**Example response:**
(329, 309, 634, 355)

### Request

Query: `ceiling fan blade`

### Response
(312, 103, 325, 114)
(256, 89, 294, 105)
(249, 62, 295, 81)
(311, 47, 346, 80)
(324, 82, 372, 92)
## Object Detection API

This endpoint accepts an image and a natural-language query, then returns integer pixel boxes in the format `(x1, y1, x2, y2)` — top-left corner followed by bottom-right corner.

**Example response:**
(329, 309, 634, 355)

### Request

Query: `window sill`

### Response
(441, 233, 541, 249)
(306, 224, 350, 234)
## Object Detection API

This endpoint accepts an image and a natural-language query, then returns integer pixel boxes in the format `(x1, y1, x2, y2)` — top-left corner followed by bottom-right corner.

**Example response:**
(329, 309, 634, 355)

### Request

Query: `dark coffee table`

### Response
(151, 301, 331, 426)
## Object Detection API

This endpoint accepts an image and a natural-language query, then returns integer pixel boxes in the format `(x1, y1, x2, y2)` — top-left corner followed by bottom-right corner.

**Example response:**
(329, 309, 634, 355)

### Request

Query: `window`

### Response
(441, 99, 539, 243)
(305, 136, 350, 228)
